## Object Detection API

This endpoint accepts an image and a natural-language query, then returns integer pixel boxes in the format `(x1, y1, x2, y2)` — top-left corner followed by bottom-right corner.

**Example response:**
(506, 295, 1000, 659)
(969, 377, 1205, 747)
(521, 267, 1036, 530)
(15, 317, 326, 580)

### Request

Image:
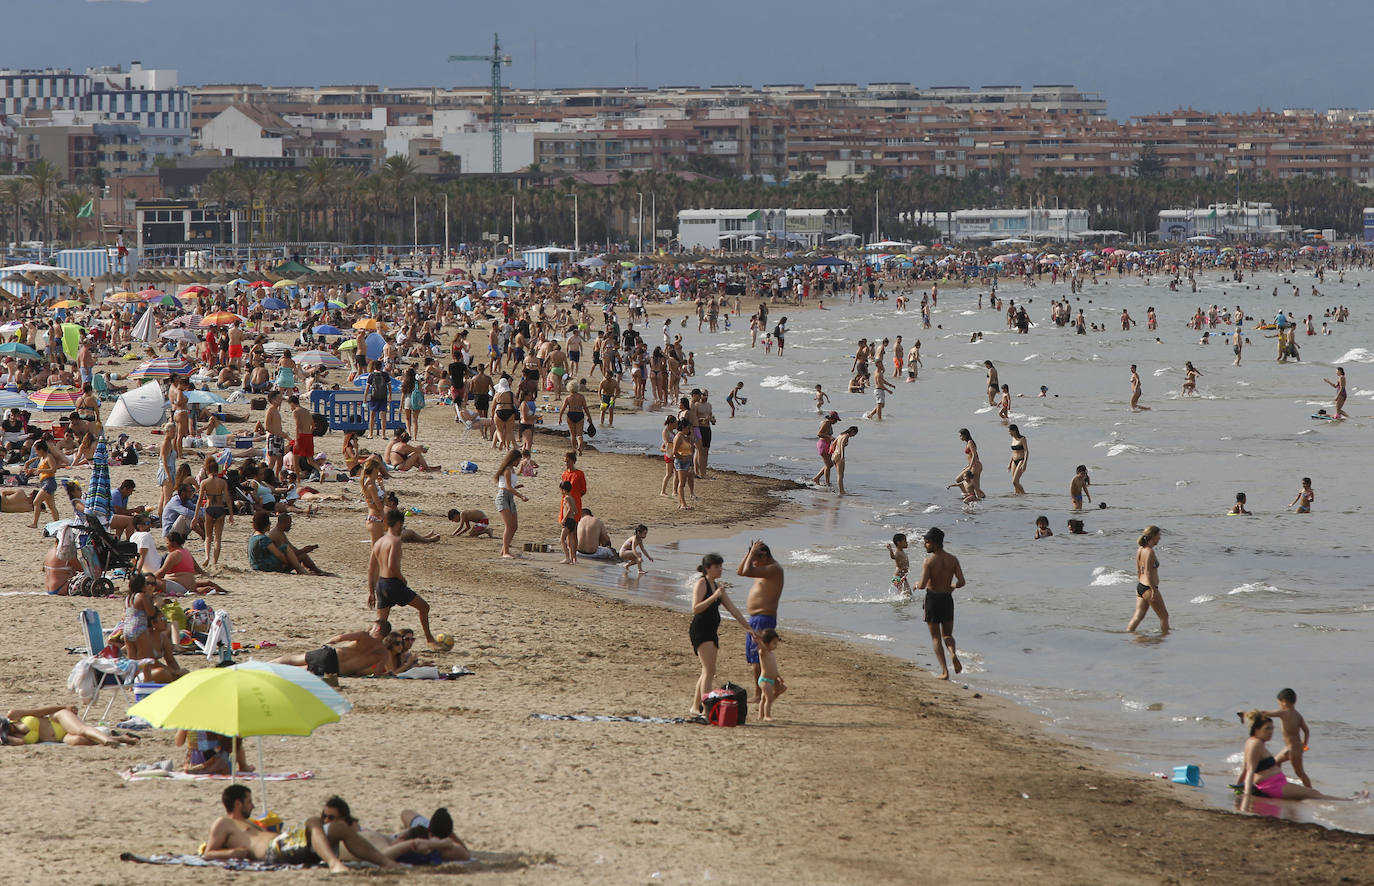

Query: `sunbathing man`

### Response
(1, 705, 140, 747)
(202, 785, 396, 873)
(355, 807, 470, 864)
(274, 619, 398, 678)
(368, 509, 443, 650)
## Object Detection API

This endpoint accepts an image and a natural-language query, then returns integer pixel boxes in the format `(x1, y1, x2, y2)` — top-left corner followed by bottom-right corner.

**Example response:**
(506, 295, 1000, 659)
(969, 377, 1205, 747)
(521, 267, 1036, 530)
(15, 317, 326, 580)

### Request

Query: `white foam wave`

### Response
(1228, 582, 1292, 596)
(922, 505, 942, 513)
(758, 375, 813, 395)
(1090, 567, 1133, 587)
(860, 633, 895, 642)
(788, 550, 835, 564)
(1333, 348, 1374, 364)
(705, 368, 723, 376)
(1106, 443, 1141, 457)
(1190, 594, 1216, 604)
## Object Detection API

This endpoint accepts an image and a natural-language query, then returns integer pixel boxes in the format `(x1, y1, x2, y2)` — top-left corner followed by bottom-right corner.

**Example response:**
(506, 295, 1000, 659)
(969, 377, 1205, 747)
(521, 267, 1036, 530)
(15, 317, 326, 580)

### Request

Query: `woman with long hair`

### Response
(493, 449, 527, 558)
(200, 455, 231, 566)
(360, 455, 387, 544)
(28, 439, 62, 528)
(400, 366, 423, 439)
(1237, 711, 1342, 801)
(1127, 525, 1169, 634)
(1006, 424, 1028, 495)
(687, 553, 754, 717)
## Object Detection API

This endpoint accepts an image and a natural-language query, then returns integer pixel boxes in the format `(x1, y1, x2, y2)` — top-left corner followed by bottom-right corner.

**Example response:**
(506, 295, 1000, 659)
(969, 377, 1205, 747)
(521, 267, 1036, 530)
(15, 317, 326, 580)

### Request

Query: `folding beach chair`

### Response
(196, 609, 235, 666)
(76, 609, 137, 721)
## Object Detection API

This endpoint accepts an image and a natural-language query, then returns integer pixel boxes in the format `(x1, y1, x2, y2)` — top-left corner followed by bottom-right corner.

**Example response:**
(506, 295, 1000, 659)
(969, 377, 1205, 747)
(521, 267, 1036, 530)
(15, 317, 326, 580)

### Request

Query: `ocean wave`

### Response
(838, 591, 912, 605)
(1227, 582, 1293, 596)
(725, 360, 760, 371)
(758, 375, 813, 395)
(860, 633, 895, 642)
(922, 505, 942, 513)
(704, 368, 723, 376)
(1022, 354, 1040, 361)
(1090, 567, 1134, 587)
(1121, 698, 1164, 712)
(1190, 594, 1216, 604)
(1106, 443, 1141, 457)
(1333, 348, 1374, 364)
(788, 550, 835, 564)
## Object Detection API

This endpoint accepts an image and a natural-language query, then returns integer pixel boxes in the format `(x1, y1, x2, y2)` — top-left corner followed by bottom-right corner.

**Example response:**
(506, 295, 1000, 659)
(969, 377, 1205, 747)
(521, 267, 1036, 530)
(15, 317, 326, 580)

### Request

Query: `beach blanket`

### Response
(531, 713, 705, 725)
(120, 767, 314, 782)
(120, 852, 479, 872)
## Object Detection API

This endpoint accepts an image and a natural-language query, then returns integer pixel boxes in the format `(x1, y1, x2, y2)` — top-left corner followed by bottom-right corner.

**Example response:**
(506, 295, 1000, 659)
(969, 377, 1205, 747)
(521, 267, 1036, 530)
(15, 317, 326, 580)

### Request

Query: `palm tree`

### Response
(0, 179, 30, 246)
(25, 158, 61, 250)
(230, 167, 265, 246)
(304, 157, 336, 237)
(380, 155, 417, 243)
(55, 191, 90, 245)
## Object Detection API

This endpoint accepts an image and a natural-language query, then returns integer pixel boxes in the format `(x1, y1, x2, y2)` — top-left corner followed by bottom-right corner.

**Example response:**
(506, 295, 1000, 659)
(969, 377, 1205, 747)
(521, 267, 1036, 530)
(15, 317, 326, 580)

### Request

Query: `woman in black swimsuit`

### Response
(491, 378, 518, 451)
(687, 553, 755, 718)
(199, 455, 232, 567)
(1006, 423, 1028, 495)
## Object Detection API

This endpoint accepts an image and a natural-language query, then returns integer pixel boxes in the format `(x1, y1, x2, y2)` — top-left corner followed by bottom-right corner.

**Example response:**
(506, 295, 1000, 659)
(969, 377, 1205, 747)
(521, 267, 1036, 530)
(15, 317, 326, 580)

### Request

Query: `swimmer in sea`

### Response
(1288, 477, 1314, 514)
(1323, 367, 1347, 419)
(1070, 465, 1091, 510)
(1228, 492, 1250, 515)
(831, 426, 859, 496)
(1034, 515, 1052, 539)
(886, 532, 911, 598)
(984, 360, 999, 406)
(1182, 361, 1201, 396)
(1129, 364, 1149, 411)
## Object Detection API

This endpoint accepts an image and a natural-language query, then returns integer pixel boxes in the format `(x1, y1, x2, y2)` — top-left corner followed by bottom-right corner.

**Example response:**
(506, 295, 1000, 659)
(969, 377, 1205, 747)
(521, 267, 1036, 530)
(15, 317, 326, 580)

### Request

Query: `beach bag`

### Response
(585, 418, 597, 438)
(367, 372, 390, 402)
(702, 682, 749, 727)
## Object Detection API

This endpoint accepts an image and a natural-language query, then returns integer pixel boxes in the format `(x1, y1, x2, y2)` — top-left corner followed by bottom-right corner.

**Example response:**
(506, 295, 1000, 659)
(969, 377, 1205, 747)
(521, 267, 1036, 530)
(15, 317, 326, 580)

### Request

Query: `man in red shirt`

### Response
(561, 451, 587, 517)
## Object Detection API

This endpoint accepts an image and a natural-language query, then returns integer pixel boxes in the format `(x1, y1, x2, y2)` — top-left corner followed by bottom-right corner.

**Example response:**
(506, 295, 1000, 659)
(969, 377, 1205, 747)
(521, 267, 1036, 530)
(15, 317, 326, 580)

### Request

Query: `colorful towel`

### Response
(531, 713, 704, 725)
(120, 768, 314, 782)
(120, 852, 480, 871)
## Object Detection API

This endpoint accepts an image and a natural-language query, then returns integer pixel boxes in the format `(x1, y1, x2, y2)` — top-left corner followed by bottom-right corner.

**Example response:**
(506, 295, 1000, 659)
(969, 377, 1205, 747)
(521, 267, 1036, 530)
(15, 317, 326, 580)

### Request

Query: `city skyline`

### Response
(10, 0, 1371, 119)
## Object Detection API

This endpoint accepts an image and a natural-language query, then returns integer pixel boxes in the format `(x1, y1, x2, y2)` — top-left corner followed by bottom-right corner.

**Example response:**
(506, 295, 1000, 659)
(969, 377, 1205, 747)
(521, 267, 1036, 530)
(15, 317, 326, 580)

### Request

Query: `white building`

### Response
(199, 104, 292, 158)
(677, 208, 852, 250)
(921, 208, 1089, 241)
(1157, 203, 1282, 241)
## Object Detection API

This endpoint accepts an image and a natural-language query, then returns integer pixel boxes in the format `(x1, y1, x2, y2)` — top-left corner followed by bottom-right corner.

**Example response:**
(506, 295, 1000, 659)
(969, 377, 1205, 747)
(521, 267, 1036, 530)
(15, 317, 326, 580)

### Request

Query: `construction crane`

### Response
(448, 33, 513, 174)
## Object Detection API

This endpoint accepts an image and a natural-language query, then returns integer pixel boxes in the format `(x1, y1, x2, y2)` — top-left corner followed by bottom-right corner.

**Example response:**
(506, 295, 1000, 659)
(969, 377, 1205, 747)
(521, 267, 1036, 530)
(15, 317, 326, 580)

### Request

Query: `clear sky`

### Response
(12, 0, 1369, 118)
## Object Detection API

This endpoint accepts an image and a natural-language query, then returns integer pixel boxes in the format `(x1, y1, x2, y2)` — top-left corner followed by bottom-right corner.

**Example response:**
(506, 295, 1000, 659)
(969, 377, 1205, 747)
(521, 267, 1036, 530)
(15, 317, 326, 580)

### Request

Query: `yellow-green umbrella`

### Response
(559, 277, 582, 286)
(128, 667, 341, 811)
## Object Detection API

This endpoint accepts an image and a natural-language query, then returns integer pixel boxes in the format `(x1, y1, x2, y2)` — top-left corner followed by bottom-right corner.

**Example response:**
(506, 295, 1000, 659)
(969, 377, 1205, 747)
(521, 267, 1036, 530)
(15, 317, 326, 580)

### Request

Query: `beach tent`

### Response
(131, 307, 158, 345)
(273, 260, 313, 276)
(105, 380, 166, 428)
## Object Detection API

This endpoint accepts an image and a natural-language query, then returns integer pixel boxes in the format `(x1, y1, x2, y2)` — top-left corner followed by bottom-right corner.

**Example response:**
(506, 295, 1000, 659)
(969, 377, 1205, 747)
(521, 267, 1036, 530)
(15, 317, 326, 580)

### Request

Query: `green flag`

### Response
(1207, 208, 1217, 219)
(76, 198, 94, 219)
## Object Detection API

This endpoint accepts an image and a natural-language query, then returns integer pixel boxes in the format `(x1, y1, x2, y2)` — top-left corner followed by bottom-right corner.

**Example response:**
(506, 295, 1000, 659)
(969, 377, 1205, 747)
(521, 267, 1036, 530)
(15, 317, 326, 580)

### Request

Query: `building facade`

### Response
(677, 208, 852, 250)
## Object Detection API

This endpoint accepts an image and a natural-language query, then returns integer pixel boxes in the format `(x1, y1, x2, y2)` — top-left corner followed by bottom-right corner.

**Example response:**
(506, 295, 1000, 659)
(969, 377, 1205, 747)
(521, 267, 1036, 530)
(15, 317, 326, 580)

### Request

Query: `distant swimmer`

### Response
(1182, 361, 1202, 396)
(1127, 525, 1169, 634)
(1323, 367, 1347, 419)
(1034, 515, 1053, 539)
(915, 527, 964, 680)
(1129, 364, 1150, 411)
(1288, 477, 1314, 514)
(1228, 492, 1251, 515)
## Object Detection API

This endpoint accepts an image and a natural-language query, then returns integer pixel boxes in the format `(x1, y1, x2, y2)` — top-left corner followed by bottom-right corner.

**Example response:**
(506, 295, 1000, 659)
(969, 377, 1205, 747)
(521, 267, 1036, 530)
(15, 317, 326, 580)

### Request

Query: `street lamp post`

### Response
(565, 192, 579, 255)
(636, 191, 643, 254)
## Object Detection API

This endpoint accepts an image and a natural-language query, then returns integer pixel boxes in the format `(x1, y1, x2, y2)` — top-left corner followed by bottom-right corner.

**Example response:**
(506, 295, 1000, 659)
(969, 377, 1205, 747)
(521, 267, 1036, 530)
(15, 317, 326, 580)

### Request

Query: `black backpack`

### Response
(367, 372, 390, 402)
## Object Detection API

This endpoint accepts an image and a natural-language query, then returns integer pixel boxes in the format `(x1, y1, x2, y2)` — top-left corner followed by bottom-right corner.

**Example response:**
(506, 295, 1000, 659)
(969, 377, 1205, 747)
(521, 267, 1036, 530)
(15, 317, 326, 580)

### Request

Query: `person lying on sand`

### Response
(203, 787, 397, 873)
(273, 619, 404, 678)
(1, 705, 140, 747)
(351, 807, 470, 865)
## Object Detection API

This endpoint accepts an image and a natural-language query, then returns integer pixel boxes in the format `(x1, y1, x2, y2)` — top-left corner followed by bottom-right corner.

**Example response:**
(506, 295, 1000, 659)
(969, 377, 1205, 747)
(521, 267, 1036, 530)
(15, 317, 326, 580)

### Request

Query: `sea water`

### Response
(584, 266, 1374, 830)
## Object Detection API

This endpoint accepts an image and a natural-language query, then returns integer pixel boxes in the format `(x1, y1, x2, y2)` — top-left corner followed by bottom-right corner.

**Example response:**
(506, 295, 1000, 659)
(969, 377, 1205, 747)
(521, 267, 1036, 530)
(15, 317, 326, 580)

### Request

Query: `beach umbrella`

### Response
(231, 661, 351, 715)
(29, 386, 82, 412)
(498, 279, 523, 288)
(136, 287, 162, 298)
(147, 294, 184, 309)
(83, 437, 111, 525)
(0, 390, 33, 409)
(352, 318, 381, 331)
(131, 307, 159, 344)
(577, 257, 605, 268)
(0, 321, 22, 333)
(481, 289, 501, 299)
(107, 291, 143, 304)
(585, 281, 613, 292)
(129, 357, 194, 380)
(200, 312, 240, 327)
(227, 278, 251, 287)
(657, 284, 671, 294)
(0, 341, 41, 360)
(352, 372, 401, 392)
(271, 279, 298, 289)
(559, 277, 582, 286)
(249, 281, 272, 289)
(179, 285, 210, 297)
(294, 350, 344, 370)
(127, 667, 341, 811)
(312, 324, 343, 336)
(184, 389, 229, 406)
(50, 299, 83, 310)
(338, 339, 358, 352)
(259, 297, 289, 311)
(160, 329, 199, 344)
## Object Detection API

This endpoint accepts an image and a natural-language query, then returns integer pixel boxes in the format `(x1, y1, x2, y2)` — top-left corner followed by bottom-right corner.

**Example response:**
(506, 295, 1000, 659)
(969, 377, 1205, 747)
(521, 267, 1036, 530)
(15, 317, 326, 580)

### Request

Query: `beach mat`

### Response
(531, 713, 705, 725)
(121, 850, 531, 873)
(120, 768, 314, 782)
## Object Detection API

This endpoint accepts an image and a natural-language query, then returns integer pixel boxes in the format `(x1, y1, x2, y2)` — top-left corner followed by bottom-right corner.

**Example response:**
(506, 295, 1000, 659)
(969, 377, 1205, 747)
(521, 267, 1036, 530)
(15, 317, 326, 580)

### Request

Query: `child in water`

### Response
(755, 628, 785, 721)
(1034, 515, 1053, 538)
(725, 382, 747, 418)
(887, 533, 911, 598)
(1288, 477, 1314, 514)
(1229, 492, 1250, 515)
(1070, 465, 1092, 510)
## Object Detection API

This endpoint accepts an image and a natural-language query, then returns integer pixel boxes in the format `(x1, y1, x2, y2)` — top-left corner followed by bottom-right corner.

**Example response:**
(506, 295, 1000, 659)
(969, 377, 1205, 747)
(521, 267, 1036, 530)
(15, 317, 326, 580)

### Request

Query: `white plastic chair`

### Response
(76, 609, 137, 720)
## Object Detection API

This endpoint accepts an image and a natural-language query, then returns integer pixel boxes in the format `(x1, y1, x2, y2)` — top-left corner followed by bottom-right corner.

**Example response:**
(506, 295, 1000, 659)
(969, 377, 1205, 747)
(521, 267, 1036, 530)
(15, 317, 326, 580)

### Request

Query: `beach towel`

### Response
(120, 767, 314, 782)
(530, 713, 705, 725)
(120, 852, 357, 871)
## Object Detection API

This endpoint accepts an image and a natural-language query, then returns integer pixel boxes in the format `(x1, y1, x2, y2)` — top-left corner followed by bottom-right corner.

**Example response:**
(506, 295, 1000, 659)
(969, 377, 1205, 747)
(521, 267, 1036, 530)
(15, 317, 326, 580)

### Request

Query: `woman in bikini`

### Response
(493, 448, 527, 559)
(687, 553, 755, 717)
(809, 413, 840, 487)
(490, 378, 518, 451)
(1006, 424, 1029, 495)
(1237, 711, 1343, 802)
(400, 366, 424, 440)
(168, 376, 191, 451)
(1127, 525, 1168, 634)
(559, 385, 590, 455)
(953, 428, 985, 502)
(342, 430, 361, 475)
(670, 418, 697, 511)
(360, 455, 387, 544)
(123, 571, 159, 662)
(1, 705, 140, 747)
(984, 360, 1000, 406)
(200, 455, 231, 566)
(28, 439, 62, 529)
(385, 430, 438, 472)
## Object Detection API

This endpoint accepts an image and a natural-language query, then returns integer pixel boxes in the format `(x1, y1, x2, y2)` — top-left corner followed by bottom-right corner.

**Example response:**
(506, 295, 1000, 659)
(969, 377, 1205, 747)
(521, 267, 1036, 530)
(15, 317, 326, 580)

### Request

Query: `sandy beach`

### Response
(0, 294, 1371, 885)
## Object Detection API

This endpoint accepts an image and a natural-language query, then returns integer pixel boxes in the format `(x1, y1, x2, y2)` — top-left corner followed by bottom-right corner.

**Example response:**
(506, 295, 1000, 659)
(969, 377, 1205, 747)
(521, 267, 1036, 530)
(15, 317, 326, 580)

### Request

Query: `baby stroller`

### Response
(63, 516, 137, 597)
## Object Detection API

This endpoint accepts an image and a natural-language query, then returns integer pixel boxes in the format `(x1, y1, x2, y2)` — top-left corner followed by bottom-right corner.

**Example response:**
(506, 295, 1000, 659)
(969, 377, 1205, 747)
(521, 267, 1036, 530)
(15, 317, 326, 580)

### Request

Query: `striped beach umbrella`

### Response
(294, 350, 345, 370)
(129, 356, 194, 380)
(83, 437, 111, 525)
(28, 386, 82, 412)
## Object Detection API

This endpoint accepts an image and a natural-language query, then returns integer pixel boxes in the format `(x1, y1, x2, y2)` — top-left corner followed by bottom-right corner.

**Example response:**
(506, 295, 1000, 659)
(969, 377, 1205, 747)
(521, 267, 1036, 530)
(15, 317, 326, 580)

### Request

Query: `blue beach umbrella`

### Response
(83, 437, 111, 525)
(260, 297, 289, 311)
(312, 324, 343, 336)
(498, 279, 523, 288)
(0, 341, 42, 360)
(585, 280, 613, 292)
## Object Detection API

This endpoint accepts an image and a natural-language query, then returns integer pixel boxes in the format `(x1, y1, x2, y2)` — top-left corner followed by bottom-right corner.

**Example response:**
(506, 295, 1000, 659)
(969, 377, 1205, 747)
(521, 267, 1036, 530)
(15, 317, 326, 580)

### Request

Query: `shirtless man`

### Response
(202, 785, 395, 873)
(263, 390, 287, 478)
(597, 375, 621, 428)
(368, 509, 442, 649)
(691, 389, 716, 476)
(575, 508, 614, 557)
(289, 394, 318, 477)
(274, 618, 393, 678)
(269, 513, 326, 576)
(227, 324, 245, 370)
(916, 526, 965, 680)
(737, 540, 784, 701)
